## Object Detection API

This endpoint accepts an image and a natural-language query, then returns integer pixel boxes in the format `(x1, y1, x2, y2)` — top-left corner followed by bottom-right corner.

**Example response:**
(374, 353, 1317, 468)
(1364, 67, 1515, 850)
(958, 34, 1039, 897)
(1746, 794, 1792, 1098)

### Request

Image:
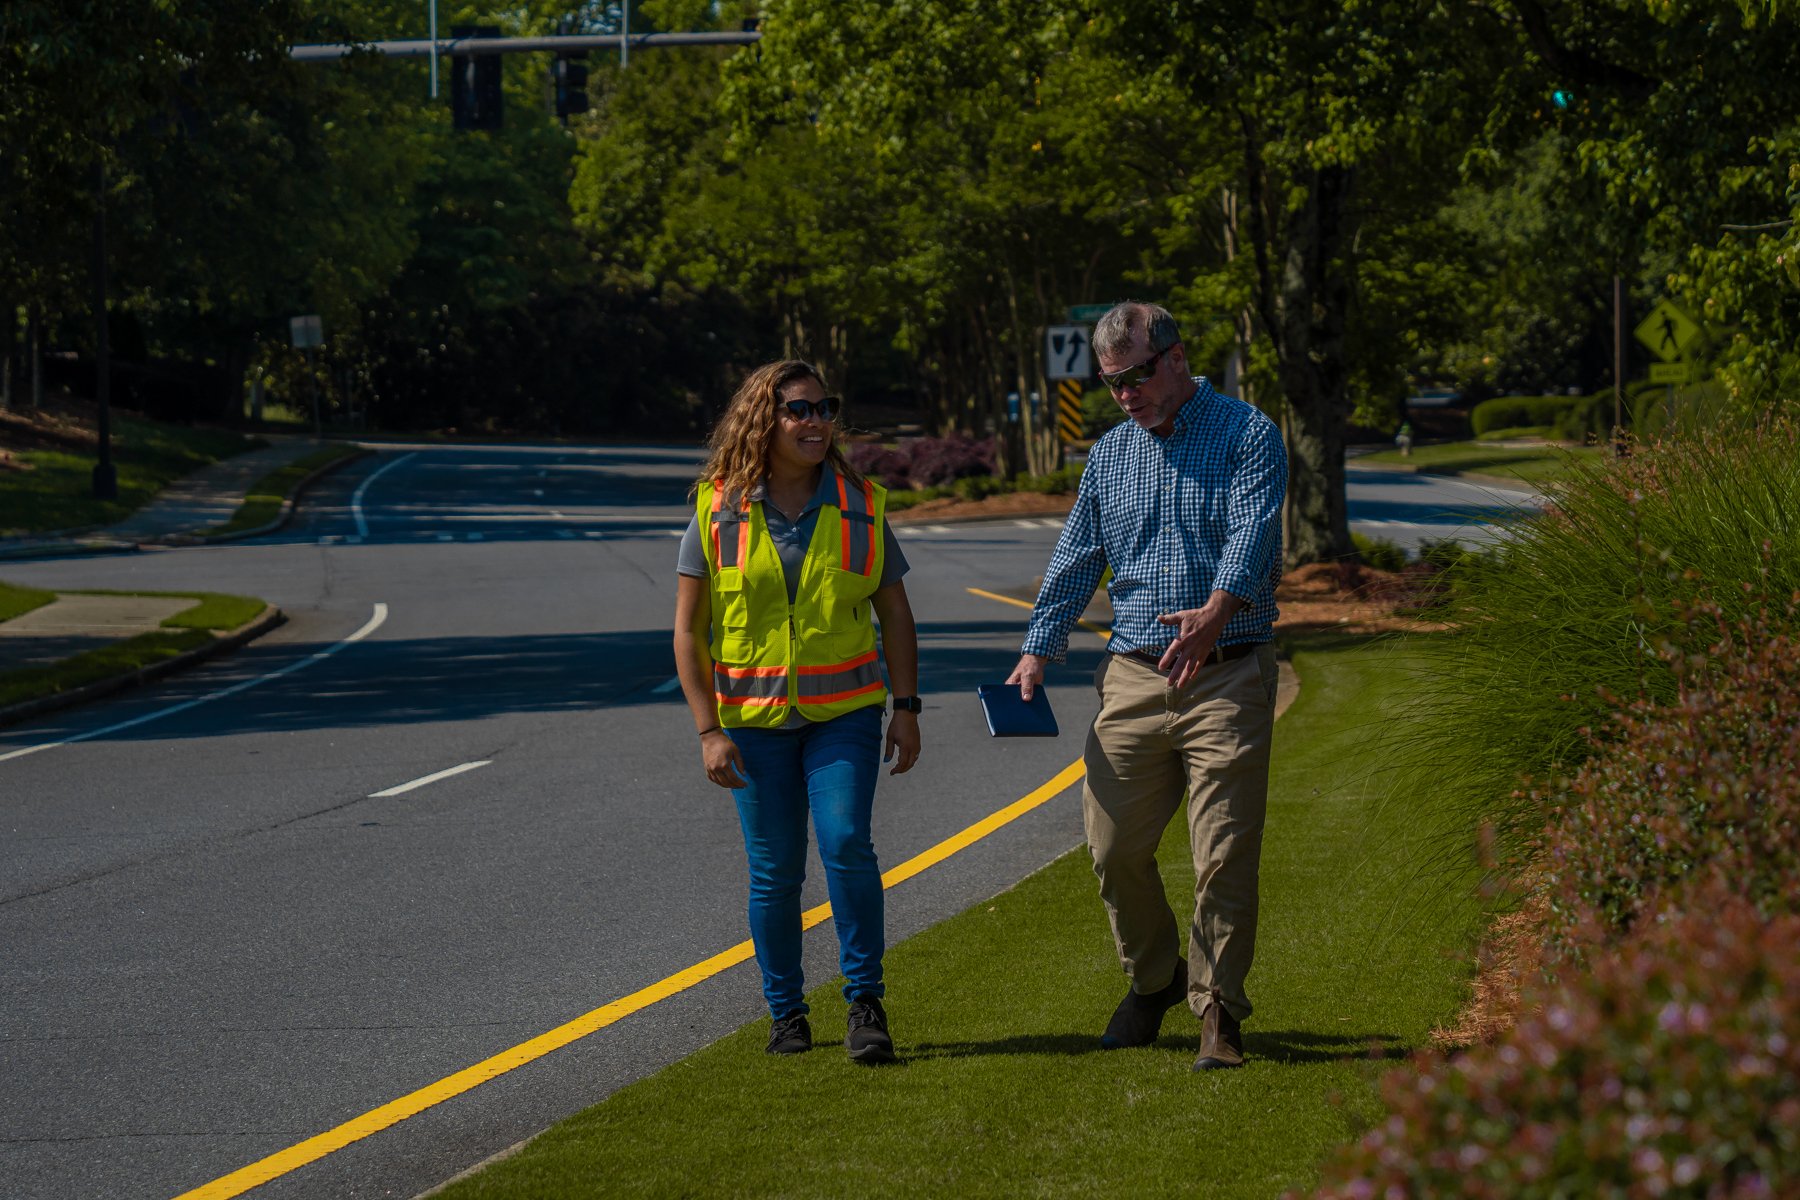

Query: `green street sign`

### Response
(1066, 303, 1112, 322)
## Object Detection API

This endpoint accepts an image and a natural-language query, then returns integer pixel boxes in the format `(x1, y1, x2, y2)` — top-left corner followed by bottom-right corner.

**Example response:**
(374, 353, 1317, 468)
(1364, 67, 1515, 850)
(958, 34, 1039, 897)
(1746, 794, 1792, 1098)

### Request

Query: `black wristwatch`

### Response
(890, 695, 922, 714)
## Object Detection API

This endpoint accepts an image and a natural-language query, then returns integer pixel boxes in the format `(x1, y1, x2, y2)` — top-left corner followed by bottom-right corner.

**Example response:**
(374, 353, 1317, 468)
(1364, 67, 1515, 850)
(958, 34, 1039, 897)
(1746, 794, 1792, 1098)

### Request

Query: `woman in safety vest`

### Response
(673, 359, 921, 1063)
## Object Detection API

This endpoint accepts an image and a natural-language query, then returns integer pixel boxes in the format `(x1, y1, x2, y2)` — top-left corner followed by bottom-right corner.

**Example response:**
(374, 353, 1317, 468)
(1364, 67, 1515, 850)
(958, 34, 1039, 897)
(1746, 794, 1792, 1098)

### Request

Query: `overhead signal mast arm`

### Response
(289, 31, 759, 62)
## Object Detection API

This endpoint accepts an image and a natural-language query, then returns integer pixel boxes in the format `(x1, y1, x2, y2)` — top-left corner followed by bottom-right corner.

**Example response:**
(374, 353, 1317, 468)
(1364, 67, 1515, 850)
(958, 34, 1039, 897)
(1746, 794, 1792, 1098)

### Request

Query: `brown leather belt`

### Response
(1119, 642, 1260, 674)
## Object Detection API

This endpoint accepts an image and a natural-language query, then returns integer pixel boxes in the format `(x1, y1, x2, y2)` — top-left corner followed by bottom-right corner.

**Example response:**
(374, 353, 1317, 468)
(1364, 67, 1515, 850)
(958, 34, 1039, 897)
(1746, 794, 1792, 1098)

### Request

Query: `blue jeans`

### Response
(727, 705, 885, 1018)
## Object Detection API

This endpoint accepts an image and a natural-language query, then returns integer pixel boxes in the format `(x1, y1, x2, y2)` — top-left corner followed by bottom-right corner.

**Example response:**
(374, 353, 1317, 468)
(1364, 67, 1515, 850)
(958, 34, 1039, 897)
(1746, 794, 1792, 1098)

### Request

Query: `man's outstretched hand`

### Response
(1006, 653, 1049, 701)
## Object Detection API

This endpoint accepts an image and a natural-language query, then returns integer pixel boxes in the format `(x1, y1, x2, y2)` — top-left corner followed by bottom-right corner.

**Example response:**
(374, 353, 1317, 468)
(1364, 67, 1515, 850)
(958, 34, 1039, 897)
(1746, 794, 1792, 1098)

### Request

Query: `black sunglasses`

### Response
(781, 395, 842, 422)
(1098, 346, 1171, 392)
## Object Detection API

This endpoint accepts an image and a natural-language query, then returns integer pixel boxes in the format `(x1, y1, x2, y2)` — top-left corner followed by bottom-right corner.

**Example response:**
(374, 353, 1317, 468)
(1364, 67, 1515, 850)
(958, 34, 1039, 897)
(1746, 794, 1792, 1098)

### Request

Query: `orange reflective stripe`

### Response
(801, 681, 885, 705)
(715, 663, 788, 678)
(836, 474, 852, 568)
(796, 650, 878, 675)
(860, 479, 877, 575)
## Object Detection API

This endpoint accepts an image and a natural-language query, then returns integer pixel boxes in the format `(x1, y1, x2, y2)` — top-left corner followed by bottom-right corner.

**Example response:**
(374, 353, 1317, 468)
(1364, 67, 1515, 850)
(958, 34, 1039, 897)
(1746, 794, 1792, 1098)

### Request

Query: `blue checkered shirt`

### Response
(1022, 379, 1286, 663)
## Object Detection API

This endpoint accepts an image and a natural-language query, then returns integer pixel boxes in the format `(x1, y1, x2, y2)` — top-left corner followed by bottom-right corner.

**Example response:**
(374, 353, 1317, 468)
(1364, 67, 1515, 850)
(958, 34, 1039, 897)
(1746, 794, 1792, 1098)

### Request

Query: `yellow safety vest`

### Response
(698, 470, 889, 727)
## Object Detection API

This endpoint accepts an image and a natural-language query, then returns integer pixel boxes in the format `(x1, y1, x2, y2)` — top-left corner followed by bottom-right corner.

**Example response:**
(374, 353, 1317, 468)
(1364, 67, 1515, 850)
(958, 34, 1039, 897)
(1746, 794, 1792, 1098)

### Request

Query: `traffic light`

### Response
(451, 25, 503, 131)
(553, 51, 590, 121)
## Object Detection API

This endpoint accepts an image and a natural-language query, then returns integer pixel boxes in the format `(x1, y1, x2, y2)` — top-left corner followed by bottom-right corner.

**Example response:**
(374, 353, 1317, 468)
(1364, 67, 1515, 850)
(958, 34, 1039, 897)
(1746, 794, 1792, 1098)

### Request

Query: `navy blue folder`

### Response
(977, 684, 1060, 738)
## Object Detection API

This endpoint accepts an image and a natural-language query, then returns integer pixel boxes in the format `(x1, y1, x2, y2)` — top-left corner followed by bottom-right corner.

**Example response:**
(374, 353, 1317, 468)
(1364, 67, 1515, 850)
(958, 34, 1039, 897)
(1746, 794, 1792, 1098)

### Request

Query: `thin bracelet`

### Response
(696, 725, 722, 737)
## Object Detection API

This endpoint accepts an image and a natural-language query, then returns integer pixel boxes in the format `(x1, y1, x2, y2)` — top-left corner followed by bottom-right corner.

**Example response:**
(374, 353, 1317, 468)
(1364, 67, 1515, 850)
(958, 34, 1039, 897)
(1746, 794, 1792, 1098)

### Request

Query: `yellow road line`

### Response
(179, 585, 1099, 1200)
(965, 586, 1111, 641)
(174, 769, 1085, 1200)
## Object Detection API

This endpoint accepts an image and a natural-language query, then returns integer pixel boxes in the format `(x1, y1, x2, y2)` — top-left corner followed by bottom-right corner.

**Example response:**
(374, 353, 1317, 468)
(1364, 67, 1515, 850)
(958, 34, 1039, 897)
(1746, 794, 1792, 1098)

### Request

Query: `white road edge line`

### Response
(651, 676, 682, 694)
(369, 760, 491, 798)
(0, 604, 390, 766)
(352, 452, 418, 539)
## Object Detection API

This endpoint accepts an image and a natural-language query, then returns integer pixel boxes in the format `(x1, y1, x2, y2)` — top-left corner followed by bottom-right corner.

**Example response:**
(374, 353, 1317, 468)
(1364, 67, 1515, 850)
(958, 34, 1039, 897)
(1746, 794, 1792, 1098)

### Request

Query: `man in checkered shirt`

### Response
(1007, 301, 1286, 1071)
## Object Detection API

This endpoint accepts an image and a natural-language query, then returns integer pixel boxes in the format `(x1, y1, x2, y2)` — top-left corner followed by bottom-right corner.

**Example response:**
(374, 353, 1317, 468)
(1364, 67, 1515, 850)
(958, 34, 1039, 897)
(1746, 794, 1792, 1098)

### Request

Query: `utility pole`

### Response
(91, 158, 117, 500)
(621, 0, 631, 68)
(1613, 273, 1626, 457)
(428, 0, 439, 96)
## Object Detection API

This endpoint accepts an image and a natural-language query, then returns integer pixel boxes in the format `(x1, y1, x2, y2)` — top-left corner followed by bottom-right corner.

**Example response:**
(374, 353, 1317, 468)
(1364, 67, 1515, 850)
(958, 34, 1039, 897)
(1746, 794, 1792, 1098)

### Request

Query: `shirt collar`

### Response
(750, 466, 839, 518)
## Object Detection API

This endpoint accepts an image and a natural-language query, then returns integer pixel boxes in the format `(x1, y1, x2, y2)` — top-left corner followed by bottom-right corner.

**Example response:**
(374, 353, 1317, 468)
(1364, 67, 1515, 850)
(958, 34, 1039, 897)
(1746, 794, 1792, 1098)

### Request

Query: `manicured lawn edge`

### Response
(0, 594, 282, 724)
(0, 580, 57, 623)
(205, 443, 369, 538)
(1355, 440, 1602, 486)
(431, 632, 1485, 1200)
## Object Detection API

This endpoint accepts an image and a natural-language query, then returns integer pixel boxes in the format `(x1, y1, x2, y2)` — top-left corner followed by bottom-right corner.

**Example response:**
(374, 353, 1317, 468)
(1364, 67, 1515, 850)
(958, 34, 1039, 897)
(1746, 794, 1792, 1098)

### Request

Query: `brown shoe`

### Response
(1101, 958, 1187, 1049)
(1193, 989, 1244, 1070)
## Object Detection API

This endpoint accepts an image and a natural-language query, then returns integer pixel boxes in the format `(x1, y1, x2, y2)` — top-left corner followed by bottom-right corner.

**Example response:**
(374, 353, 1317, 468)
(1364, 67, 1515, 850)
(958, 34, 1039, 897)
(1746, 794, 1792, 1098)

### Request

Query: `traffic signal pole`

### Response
(289, 30, 758, 62)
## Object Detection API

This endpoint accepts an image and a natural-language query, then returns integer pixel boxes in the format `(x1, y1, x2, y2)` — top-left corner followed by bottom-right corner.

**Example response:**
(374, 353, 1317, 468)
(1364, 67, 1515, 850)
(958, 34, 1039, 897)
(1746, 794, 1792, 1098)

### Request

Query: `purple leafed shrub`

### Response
(843, 434, 997, 489)
(844, 441, 912, 488)
(900, 434, 997, 487)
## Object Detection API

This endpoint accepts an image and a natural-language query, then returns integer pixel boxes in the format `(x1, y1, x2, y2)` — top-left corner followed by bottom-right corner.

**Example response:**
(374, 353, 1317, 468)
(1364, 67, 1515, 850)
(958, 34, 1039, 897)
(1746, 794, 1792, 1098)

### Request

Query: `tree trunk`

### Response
(1272, 165, 1356, 566)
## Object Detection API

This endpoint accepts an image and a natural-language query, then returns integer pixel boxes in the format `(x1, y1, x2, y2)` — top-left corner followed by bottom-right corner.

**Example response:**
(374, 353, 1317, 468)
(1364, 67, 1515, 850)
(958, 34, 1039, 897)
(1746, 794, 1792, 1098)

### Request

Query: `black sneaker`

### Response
(845, 996, 896, 1064)
(766, 1012, 812, 1055)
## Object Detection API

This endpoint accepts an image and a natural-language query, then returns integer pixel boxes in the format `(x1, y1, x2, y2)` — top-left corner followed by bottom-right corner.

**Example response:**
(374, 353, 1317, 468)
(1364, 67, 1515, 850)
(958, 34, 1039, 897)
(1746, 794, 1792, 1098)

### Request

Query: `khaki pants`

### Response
(1082, 646, 1278, 1023)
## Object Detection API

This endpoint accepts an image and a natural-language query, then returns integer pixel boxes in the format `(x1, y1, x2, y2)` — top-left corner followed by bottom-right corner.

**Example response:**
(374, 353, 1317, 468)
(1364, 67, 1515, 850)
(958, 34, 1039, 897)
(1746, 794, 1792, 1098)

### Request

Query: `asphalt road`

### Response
(1345, 464, 1540, 555)
(0, 449, 1530, 1199)
(0, 445, 1104, 1200)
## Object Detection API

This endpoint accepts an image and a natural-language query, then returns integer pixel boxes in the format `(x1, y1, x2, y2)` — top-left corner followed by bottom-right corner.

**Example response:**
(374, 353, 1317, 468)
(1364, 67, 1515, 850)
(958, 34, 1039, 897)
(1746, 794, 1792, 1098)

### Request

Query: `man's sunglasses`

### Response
(1098, 346, 1171, 392)
(781, 396, 842, 422)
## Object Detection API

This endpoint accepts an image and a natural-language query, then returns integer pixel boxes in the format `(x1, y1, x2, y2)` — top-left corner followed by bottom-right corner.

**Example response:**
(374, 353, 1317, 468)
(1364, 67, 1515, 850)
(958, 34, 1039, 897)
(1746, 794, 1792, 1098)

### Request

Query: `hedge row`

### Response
(1470, 394, 1611, 439)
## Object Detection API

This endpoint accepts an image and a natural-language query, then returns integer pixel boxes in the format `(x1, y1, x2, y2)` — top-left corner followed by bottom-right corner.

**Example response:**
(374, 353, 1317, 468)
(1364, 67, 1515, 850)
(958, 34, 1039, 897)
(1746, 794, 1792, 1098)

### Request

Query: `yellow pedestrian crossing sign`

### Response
(1634, 300, 1700, 363)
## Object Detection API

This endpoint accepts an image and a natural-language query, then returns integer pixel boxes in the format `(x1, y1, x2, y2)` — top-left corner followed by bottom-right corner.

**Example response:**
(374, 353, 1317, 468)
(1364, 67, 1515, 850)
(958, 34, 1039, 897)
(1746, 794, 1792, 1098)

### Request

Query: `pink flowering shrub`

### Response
(1310, 605, 1800, 1199)
(1313, 891, 1800, 1199)
(1534, 606, 1800, 961)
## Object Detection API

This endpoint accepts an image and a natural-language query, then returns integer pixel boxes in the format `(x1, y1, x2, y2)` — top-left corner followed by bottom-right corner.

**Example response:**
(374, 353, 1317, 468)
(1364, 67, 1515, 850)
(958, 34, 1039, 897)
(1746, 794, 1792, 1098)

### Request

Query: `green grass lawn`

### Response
(207, 444, 363, 537)
(1358, 439, 1602, 484)
(0, 412, 262, 537)
(435, 632, 1483, 1199)
(0, 589, 267, 708)
(0, 580, 57, 623)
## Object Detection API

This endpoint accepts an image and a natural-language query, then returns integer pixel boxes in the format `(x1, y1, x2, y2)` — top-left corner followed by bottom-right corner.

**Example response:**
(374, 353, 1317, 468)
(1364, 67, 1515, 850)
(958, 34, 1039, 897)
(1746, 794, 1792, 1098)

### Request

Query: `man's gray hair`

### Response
(1091, 302, 1181, 361)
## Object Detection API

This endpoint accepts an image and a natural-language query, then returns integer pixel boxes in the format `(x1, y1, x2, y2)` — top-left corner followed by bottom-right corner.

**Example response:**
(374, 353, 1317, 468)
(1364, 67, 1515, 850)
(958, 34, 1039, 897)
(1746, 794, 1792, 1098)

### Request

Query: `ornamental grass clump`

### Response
(1403, 416, 1800, 852)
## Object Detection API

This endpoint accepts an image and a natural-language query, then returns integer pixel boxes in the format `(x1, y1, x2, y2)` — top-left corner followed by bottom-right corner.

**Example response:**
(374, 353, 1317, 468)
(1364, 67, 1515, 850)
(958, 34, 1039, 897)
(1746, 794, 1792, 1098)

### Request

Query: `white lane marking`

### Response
(0, 604, 389, 766)
(652, 676, 683, 694)
(368, 759, 491, 798)
(1039, 518, 1065, 528)
(1012, 520, 1039, 528)
(664, 529, 683, 538)
(549, 511, 565, 520)
(436, 533, 454, 542)
(467, 533, 484, 541)
(928, 525, 952, 533)
(352, 452, 419, 538)
(582, 531, 604, 539)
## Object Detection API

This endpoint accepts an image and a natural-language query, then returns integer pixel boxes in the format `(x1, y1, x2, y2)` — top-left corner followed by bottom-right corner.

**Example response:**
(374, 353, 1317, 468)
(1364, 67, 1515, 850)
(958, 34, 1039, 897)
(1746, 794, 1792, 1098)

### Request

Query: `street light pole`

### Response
(90, 157, 117, 500)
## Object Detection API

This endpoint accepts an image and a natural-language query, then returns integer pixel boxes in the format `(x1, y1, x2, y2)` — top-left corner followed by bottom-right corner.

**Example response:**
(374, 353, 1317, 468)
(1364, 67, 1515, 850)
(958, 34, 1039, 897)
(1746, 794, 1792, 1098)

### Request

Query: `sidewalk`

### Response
(0, 436, 335, 560)
(0, 437, 359, 726)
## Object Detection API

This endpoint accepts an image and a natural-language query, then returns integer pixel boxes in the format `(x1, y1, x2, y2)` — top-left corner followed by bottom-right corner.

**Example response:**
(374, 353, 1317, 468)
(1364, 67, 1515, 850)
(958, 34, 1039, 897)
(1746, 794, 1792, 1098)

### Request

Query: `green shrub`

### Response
(1470, 395, 1594, 438)
(1013, 463, 1085, 494)
(1312, 888, 1800, 1200)
(1549, 394, 1612, 442)
(1081, 385, 1124, 436)
(951, 474, 1006, 501)
(1352, 531, 1407, 571)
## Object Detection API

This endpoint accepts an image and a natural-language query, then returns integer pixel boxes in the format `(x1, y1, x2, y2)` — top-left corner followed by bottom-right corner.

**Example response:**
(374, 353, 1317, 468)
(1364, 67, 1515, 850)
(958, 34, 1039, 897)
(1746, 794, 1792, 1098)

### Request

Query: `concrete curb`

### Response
(160, 445, 375, 547)
(0, 604, 285, 731)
